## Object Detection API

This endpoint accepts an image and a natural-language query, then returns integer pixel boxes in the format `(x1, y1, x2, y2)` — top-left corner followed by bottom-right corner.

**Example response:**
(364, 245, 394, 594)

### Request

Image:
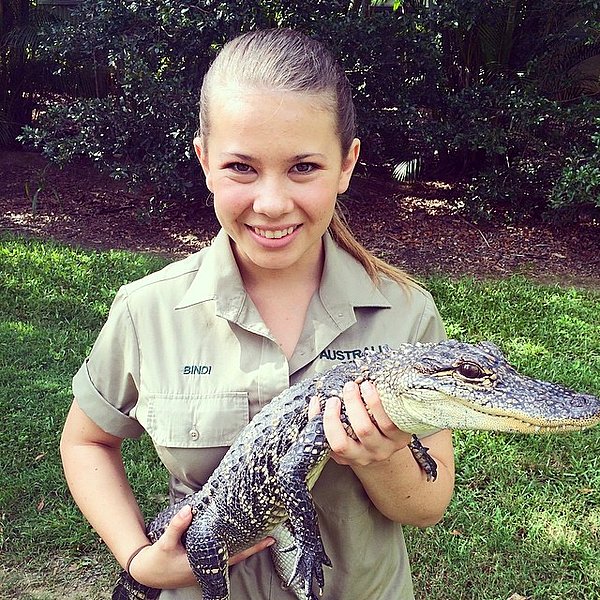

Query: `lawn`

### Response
(1, 234, 598, 600)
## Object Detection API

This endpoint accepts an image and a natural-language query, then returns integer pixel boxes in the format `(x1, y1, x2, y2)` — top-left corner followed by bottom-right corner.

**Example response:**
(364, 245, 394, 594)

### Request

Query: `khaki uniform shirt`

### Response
(73, 229, 446, 600)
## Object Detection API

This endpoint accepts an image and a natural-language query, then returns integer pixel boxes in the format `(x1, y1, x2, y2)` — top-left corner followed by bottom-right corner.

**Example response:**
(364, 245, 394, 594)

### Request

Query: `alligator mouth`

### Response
(453, 398, 600, 433)
(402, 390, 600, 434)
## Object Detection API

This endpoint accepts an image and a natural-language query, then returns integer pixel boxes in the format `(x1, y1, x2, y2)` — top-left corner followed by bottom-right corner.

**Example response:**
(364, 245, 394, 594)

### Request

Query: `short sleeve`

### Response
(415, 290, 447, 344)
(72, 286, 145, 438)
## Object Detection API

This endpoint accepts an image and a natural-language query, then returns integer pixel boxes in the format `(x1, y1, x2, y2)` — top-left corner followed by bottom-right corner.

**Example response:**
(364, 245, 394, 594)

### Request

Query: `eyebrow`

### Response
(220, 152, 326, 162)
(221, 152, 254, 162)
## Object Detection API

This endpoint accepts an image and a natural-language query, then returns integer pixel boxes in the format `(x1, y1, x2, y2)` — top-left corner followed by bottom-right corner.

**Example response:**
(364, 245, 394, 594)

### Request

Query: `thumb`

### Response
(160, 504, 193, 549)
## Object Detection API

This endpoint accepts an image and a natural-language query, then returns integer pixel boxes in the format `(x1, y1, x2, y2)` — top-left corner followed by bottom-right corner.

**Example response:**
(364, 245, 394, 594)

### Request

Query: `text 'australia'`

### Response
(319, 345, 387, 362)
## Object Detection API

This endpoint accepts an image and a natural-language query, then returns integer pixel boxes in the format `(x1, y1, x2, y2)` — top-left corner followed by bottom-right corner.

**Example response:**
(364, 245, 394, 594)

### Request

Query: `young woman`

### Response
(60, 28, 455, 599)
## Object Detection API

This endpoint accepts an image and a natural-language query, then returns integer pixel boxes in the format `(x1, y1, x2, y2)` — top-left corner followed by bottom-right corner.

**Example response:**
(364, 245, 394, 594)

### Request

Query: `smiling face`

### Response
(194, 87, 360, 280)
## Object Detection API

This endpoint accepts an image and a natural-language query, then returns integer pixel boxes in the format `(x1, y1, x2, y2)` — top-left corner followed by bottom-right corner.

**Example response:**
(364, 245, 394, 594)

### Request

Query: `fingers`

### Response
(128, 505, 195, 588)
(308, 395, 321, 419)
(358, 381, 410, 444)
(228, 537, 275, 566)
(323, 395, 356, 464)
(323, 387, 367, 465)
(324, 380, 411, 466)
(343, 382, 381, 441)
(159, 504, 193, 550)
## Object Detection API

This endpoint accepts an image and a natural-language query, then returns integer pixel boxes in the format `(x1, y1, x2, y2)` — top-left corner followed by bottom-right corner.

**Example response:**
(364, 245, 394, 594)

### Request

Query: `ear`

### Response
(193, 136, 213, 191)
(338, 138, 361, 194)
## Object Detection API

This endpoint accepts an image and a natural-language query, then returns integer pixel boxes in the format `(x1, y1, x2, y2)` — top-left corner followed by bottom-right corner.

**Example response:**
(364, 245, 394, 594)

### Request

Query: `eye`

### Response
(456, 362, 485, 380)
(292, 162, 317, 174)
(227, 162, 253, 173)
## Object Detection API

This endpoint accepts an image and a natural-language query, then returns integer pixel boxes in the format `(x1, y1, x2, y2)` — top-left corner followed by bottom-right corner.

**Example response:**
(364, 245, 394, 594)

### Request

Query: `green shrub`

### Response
(21, 0, 439, 200)
(19, 0, 600, 218)
(550, 123, 600, 211)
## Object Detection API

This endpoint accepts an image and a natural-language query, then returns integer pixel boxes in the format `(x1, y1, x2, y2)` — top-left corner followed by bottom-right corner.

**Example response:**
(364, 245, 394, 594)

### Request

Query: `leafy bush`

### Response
(550, 122, 600, 211)
(1, 0, 58, 147)
(22, 0, 440, 201)
(19, 0, 600, 217)
(21, 0, 250, 199)
(1, 0, 110, 148)
(437, 89, 598, 218)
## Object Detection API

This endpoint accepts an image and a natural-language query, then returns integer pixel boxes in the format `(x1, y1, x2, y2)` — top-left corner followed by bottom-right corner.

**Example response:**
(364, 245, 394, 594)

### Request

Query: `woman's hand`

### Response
(309, 379, 455, 526)
(314, 380, 412, 467)
(128, 505, 275, 588)
(229, 537, 275, 566)
(127, 505, 196, 589)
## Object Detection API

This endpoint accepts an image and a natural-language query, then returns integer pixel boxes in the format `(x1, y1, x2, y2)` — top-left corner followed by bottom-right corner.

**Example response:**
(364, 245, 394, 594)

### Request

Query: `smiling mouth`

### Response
(251, 225, 300, 239)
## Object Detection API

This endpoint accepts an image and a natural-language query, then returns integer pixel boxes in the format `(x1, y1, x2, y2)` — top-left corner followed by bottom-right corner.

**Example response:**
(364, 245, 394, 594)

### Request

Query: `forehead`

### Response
(205, 86, 340, 151)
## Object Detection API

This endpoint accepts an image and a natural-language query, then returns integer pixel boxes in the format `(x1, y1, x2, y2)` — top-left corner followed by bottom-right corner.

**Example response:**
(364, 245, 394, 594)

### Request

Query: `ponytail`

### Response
(328, 208, 412, 288)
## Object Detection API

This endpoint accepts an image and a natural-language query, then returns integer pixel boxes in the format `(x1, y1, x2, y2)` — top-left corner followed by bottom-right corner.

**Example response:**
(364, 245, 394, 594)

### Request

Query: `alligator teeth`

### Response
(253, 226, 297, 239)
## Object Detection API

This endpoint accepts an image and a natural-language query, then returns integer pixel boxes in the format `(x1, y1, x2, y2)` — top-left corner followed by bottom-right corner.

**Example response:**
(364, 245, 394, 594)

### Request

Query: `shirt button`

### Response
(189, 429, 199, 441)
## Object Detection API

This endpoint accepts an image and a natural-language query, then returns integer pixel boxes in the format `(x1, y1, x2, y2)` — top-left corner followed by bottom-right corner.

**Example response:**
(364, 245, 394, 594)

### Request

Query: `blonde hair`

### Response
(198, 28, 411, 287)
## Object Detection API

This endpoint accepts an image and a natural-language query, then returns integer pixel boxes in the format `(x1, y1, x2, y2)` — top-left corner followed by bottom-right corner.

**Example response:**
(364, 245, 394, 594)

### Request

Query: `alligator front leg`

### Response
(408, 434, 438, 481)
(277, 415, 332, 600)
(184, 517, 230, 600)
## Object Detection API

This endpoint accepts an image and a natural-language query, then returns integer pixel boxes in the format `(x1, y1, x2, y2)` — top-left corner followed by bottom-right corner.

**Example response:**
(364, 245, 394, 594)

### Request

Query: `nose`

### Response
(252, 176, 294, 219)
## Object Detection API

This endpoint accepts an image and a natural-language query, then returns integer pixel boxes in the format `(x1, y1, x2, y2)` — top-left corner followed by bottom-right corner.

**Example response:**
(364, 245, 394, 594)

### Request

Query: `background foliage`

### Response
(0, 0, 110, 146)
(7, 0, 600, 217)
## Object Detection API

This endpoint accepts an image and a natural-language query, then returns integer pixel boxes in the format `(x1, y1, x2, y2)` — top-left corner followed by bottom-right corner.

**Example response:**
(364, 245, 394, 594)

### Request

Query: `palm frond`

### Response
(393, 157, 422, 182)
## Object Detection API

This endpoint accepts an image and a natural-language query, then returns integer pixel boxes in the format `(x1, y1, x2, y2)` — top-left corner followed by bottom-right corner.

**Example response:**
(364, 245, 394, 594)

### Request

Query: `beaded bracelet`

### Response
(126, 542, 153, 576)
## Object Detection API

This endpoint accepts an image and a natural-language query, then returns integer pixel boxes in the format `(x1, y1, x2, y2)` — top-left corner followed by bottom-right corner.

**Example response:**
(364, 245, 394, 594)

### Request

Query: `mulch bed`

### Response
(1, 150, 598, 288)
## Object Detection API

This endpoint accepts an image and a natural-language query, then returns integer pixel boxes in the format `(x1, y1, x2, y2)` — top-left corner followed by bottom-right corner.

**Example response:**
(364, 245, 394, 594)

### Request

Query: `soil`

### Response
(1, 150, 599, 287)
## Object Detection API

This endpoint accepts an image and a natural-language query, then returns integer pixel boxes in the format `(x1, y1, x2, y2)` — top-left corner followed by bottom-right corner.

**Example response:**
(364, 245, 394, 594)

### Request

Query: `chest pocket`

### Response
(144, 392, 249, 448)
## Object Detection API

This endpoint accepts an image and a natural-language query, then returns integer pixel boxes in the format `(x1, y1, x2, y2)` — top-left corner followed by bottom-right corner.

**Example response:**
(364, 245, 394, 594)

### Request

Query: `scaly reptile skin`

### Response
(111, 340, 600, 600)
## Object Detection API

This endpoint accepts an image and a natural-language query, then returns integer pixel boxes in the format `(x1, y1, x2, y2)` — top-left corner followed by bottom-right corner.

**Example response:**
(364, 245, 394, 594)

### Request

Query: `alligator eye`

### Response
(457, 362, 485, 379)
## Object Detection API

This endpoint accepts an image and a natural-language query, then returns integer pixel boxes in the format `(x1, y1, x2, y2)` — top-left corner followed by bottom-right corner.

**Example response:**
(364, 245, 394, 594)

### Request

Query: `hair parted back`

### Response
(199, 28, 411, 287)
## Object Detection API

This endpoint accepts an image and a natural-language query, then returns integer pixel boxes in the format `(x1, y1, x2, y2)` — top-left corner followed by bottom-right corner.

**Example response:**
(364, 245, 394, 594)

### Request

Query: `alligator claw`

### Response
(288, 540, 331, 598)
(408, 434, 438, 481)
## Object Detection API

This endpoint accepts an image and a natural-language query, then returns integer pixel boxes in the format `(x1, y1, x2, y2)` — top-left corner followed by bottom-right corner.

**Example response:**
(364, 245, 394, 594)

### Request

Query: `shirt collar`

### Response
(176, 229, 392, 325)
(175, 229, 248, 322)
(319, 231, 391, 330)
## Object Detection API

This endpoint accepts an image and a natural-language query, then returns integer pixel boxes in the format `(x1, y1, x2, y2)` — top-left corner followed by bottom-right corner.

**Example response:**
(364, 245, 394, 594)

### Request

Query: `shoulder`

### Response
(377, 275, 446, 344)
(91, 254, 197, 340)
(123, 251, 205, 297)
(103, 249, 210, 321)
(377, 274, 435, 310)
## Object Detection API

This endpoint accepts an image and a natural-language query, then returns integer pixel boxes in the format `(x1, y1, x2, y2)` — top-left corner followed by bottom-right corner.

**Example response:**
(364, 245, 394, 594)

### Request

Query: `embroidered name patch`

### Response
(181, 365, 213, 375)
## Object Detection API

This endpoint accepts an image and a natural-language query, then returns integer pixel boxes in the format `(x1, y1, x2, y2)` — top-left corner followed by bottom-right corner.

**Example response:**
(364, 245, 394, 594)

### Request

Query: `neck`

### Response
(231, 238, 325, 359)
(233, 239, 325, 294)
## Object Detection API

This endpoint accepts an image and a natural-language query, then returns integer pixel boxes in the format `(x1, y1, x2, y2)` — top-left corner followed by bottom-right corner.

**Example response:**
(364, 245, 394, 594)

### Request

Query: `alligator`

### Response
(111, 340, 600, 600)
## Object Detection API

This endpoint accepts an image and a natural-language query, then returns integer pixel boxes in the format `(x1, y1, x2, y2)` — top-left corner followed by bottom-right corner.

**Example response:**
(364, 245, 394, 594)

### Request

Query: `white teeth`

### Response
(253, 226, 296, 239)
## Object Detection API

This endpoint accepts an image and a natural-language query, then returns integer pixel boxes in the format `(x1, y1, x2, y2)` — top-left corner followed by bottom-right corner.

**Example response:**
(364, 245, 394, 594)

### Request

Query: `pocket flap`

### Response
(145, 392, 249, 448)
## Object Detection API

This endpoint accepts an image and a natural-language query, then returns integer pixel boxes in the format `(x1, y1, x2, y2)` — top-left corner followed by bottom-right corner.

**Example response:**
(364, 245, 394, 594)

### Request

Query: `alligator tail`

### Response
(112, 570, 161, 600)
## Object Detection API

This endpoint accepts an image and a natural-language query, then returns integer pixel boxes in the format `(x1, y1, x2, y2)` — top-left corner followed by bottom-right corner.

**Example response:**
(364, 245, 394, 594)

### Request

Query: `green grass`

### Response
(1, 234, 599, 600)
(410, 277, 600, 600)
(0, 235, 170, 598)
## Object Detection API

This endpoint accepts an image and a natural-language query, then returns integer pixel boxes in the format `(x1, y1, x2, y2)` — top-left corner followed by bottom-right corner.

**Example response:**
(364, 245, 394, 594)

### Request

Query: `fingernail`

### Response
(344, 381, 355, 392)
(178, 504, 192, 518)
(326, 396, 339, 410)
